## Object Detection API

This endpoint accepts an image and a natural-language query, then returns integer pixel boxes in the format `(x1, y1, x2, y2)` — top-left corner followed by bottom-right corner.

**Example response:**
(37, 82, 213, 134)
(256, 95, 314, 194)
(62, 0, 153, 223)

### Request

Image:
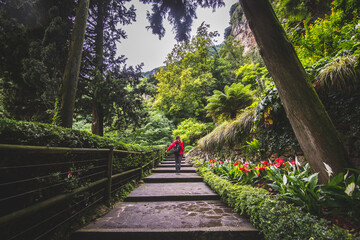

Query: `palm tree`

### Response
(205, 82, 255, 121)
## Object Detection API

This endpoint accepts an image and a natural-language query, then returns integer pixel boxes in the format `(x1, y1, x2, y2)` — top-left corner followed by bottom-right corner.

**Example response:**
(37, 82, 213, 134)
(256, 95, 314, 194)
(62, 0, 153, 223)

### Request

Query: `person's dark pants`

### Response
(175, 154, 182, 173)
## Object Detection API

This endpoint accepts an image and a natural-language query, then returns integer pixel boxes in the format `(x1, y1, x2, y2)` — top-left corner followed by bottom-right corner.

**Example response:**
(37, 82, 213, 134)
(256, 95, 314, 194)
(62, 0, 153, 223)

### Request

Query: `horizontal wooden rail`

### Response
(0, 144, 109, 153)
(0, 178, 108, 228)
(0, 143, 165, 239)
(0, 144, 159, 154)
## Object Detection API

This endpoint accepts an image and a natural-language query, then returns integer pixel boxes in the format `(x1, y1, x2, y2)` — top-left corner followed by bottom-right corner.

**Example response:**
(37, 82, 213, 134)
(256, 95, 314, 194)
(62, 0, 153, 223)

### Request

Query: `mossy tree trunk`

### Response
(92, 0, 104, 136)
(53, 0, 90, 128)
(239, 0, 350, 183)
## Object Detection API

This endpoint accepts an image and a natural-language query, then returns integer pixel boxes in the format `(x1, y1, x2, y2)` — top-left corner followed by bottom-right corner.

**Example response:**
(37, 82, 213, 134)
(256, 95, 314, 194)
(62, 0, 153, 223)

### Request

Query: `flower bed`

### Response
(191, 159, 356, 239)
(196, 165, 353, 240)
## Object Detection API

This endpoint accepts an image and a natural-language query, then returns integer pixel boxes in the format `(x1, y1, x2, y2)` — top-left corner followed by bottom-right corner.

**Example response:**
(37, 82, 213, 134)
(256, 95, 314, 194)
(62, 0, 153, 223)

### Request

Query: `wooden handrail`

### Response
(0, 144, 162, 154)
(0, 143, 164, 239)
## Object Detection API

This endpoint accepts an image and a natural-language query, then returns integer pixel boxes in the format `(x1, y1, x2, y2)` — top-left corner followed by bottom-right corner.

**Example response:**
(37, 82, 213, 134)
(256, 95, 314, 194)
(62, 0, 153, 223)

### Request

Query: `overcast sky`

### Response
(118, 0, 238, 72)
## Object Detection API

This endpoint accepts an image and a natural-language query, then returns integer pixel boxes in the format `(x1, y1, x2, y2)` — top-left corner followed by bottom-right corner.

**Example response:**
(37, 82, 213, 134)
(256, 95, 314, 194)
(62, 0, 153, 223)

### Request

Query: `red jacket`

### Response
(166, 140, 184, 155)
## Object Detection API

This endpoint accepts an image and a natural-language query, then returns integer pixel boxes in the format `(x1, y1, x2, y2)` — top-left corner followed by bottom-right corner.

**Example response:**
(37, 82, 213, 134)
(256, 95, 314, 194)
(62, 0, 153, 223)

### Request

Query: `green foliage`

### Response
(293, 7, 360, 66)
(271, 0, 330, 28)
(205, 82, 255, 121)
(196, 166, 352, 240)
(0, 0, 73, 122)
(172, 118, 213, 146)
(184, 145, 193, 153)
(266, 163, 324, 215)
(200, 155, 360, 226)
(323, 169, 360, 223)
(243, 138, 261, 158)
(0, 118, 141, 151)
(153, 23, 239, 124)
(317, 54, 360, 93)
(229, 2, 243, 26)
(218, 36, 246, 69)
(234, 63, 272, 97)
(105, 104, 173, 147)
(198, 109, 255, 151)
(254, 86, 283, 128)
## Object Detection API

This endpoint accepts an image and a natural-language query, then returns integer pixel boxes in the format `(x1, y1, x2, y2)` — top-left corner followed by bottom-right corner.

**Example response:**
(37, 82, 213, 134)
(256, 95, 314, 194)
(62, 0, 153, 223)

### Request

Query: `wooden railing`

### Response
(0, 144, 164, 240)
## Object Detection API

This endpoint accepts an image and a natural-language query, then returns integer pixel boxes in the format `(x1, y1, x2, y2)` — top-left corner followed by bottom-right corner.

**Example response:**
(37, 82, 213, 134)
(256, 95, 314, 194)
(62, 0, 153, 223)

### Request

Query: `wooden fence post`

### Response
(105, 145, 114, 207)
(140, 152, 144, 179)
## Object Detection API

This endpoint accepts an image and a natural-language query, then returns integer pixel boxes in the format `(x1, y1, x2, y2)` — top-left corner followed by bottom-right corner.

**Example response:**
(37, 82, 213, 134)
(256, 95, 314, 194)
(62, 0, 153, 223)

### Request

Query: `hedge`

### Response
(0, 118, 140, 151)
(197, 166, 353, 240)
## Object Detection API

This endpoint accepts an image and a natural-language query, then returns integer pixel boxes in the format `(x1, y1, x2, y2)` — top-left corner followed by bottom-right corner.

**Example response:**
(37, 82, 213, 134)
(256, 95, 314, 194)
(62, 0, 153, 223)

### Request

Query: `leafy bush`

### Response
(172, 118, 213, 146)
(111, 109, 174, 146)
(0, 118, 140, 151)
(323, 168, 360, 223)
(317, 54, 360, 93)
(266, 163, 324, 215)
(205, 82, 256, 121)
(293, 7, 360, 66)
(196, 166, 352, 240)
(184, 145, 193, 153)
(254, 86, 282, 128)
(198, 109, 255, 151)
(201, 156, 360, 226)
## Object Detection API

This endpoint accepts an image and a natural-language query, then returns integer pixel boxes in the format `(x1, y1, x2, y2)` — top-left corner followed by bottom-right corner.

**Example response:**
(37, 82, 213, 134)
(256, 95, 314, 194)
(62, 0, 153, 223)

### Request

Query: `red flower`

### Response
(239, 166, 245, 171)
(234, 162, 239, 167)
(290, 160, 296, 165)
(261, 160, 269, 165)
(275, 163, 281, 168)
(275, 158, 284, 164)
(243, 162, 250, 168)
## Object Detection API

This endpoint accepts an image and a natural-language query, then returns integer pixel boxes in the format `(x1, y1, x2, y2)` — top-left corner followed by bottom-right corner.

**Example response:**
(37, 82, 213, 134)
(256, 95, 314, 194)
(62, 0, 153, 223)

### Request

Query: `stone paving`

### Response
(71, 156, 262, 240)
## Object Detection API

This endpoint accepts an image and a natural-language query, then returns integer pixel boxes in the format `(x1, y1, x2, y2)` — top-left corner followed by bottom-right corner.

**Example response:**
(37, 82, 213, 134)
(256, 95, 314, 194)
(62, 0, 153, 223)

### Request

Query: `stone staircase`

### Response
(71, 156, 262, 240)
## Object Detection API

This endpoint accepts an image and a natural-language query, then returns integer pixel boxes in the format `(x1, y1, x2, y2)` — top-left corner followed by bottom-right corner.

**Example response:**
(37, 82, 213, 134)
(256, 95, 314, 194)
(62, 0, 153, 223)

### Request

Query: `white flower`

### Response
(295, 155, 301, 167)
(344, 170, 349, 181)
(283, 174, 288, 185)
(345, 182, 355, 197)
(323, 162, 333, 178)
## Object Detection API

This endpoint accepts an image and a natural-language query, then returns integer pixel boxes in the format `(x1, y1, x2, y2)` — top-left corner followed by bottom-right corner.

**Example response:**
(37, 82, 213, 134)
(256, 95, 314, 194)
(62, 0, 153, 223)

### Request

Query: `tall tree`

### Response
(80, 0, 138, 136)
(53, 0, 90, 128)
(0, 0, 74, 122)
(239, 0, 350, 183)
(140, 0, 225, 41)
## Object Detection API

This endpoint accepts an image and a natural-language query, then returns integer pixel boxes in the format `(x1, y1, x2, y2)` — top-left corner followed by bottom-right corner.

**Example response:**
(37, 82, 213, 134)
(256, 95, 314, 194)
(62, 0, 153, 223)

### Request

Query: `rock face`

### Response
(231, 18, 257, 53)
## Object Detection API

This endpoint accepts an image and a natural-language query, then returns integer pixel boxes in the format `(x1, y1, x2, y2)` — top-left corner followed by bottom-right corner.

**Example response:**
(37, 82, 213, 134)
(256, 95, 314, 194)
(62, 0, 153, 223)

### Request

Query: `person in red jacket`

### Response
(166, 135, 185, 174)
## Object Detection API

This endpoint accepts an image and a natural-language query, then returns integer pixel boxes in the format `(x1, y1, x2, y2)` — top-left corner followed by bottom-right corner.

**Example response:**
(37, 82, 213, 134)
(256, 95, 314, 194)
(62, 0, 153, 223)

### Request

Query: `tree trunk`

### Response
(239, 0, 350, 183)
(53, 0, 90, 128)
(92, 101, 104, 136)
(92, 0, 104, 136)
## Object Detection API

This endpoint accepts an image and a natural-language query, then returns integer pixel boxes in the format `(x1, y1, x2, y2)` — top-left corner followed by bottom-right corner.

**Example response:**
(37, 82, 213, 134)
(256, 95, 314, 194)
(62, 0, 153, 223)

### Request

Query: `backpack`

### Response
(173, 142, 181, 155)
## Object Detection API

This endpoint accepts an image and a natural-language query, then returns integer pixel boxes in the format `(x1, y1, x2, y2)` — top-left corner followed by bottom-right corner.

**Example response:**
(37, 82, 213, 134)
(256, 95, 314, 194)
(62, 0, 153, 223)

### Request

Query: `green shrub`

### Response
(198, 109, 254, 151)
(317, 54, 360, 93)
(172, 118, 213, 146)
(0, 118, 138, 151)
(184, 145, 193, 153)
(196, 166, 352, 240)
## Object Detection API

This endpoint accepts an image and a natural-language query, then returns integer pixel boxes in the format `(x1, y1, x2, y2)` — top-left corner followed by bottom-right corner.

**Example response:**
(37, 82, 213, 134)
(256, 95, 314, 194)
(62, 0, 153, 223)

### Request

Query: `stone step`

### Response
(71, 201, 262, 240)
(143, 173, 203, 183)
(161, 162, 186, 165)
(152, 167, 196, 173)
(124, 182, 220, 202)
(158, 163, 192, 168)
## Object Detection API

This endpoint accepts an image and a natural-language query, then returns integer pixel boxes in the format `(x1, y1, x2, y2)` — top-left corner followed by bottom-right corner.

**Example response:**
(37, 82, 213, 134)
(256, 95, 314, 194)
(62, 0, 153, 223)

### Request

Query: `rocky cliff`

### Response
(231, 16, 257, 53)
